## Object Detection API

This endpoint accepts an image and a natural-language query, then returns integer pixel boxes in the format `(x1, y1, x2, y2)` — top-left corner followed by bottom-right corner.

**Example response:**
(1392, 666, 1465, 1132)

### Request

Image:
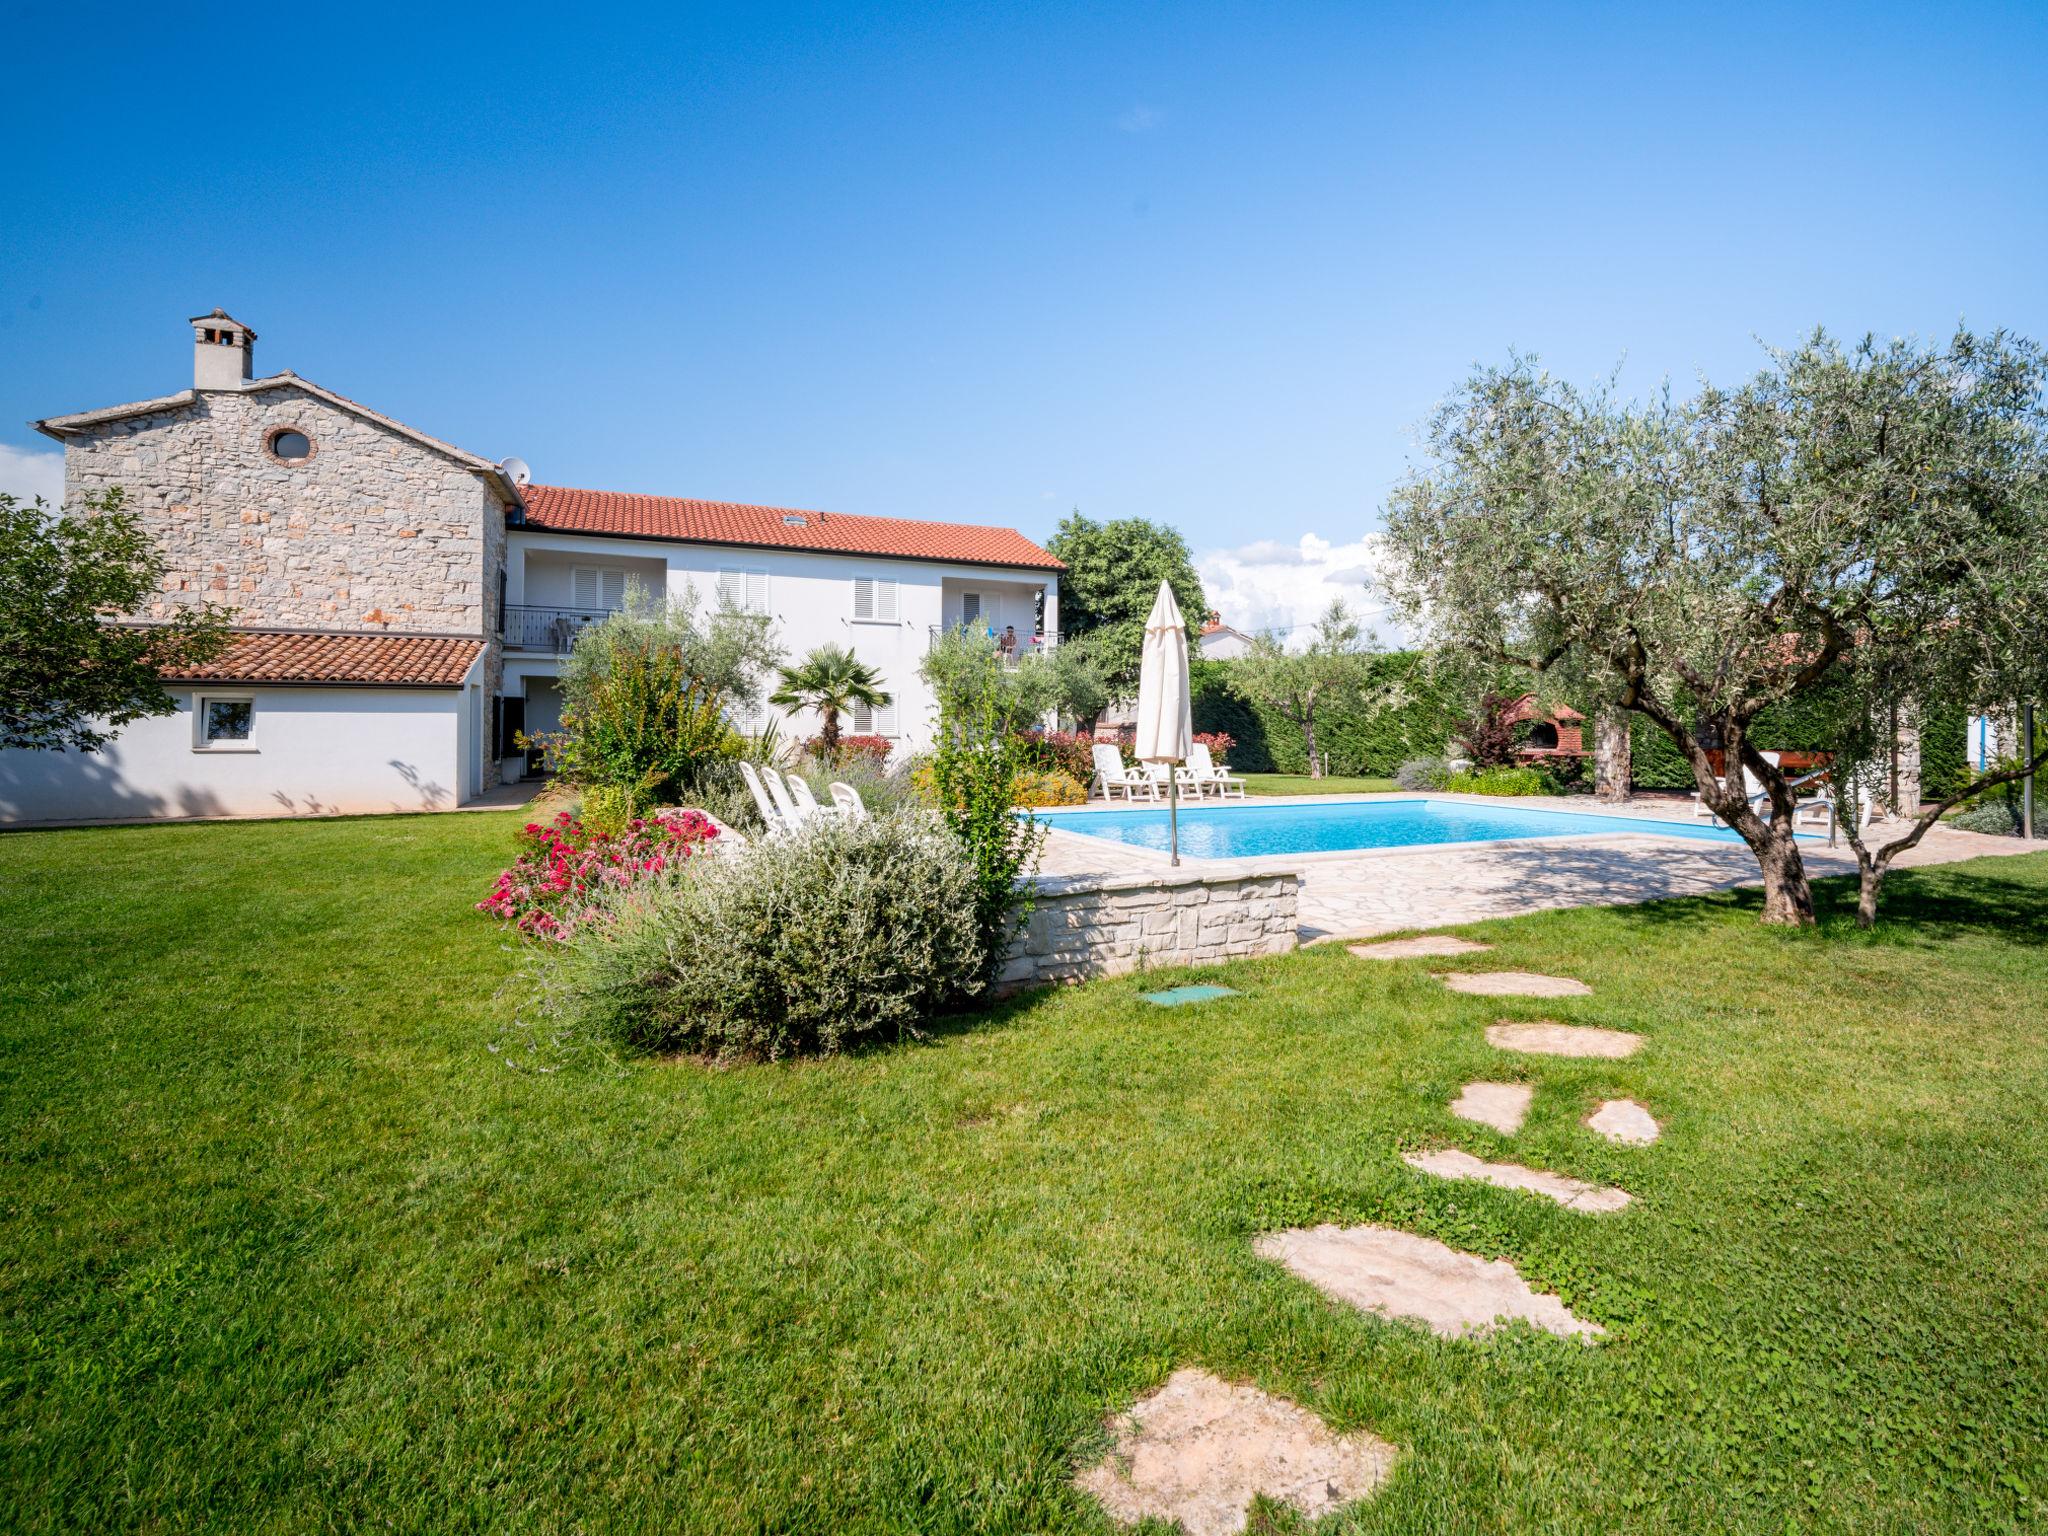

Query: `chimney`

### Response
(189, 309, 256, 390)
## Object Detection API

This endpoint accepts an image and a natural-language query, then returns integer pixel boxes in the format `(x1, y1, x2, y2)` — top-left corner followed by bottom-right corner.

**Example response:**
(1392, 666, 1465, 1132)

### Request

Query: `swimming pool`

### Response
(1034, 796, 1817, 860)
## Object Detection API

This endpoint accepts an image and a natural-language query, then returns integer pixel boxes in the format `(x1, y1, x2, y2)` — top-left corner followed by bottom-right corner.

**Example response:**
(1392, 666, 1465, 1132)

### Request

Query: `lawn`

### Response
(1241, 772, 1402, 796)
(3, 814, 2046, 1534)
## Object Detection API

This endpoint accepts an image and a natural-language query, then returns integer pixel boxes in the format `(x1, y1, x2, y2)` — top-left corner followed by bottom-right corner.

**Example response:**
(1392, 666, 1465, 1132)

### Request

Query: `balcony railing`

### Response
(927, 626, 1060, 665)
(503, 605, 613, 653)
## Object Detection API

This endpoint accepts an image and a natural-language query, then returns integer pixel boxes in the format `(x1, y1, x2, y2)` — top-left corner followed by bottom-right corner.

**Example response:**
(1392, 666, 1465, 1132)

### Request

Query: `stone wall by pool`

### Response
(999, 867, 1300, 991)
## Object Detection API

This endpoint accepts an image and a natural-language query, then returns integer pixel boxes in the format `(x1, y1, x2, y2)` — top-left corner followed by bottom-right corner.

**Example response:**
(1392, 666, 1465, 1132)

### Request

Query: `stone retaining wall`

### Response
(999, 868, 1300, 991)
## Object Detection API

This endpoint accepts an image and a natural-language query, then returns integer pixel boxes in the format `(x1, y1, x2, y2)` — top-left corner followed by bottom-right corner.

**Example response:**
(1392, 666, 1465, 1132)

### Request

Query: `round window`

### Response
(268, 428, 314, 463)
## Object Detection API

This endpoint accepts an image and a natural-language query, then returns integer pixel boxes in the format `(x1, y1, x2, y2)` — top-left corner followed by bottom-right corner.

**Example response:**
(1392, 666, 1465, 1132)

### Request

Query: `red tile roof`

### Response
(160, 630, 485, 688)
(517, 484, 1064, 571)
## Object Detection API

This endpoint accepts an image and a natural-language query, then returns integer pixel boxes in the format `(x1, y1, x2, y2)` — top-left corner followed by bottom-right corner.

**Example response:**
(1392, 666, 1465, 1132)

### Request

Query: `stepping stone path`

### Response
(1438, 971, 1593, 997)
(1347, 934, 1492, 960)
(1403, 1147, 1631, 1213)
(1254, 1224, 1605, 1341)
(1450, 1081, 1532, 1134)
(1586, 1099, 1661, 1144)
(1487, 1020, 1643, 1058)
(1075, 1367, 1397, 1536)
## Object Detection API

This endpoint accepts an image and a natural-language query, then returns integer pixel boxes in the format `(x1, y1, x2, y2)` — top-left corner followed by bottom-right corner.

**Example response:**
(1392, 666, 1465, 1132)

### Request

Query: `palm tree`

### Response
(769, 644, 891, 753)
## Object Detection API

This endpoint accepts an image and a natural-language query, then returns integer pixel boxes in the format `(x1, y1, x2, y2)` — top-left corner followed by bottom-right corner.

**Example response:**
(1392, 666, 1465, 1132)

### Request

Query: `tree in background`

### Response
(1045, 512, 1206, 700)
(0, 489, 231, 752)
(1770, 331, 2048, 924)
(547, 583, 782, 812)
(771, 644, 890, 754)
(1383, 328, 2048, 927)
(926, 642, 1047, 982)
(918, 625, 1107, 733)
(1232, 600, 1388, 778)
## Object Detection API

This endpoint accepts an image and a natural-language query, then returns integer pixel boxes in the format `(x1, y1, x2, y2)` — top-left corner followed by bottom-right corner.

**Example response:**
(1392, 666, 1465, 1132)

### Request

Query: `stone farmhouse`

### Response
(1, 310, 1063, 824)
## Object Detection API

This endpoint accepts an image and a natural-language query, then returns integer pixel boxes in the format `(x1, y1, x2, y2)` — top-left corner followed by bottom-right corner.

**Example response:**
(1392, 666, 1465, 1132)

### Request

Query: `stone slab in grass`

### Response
(1075, 1367, 1397, 1536)
(1255, 1224, 1605, 1342)
(1141, 984, 1240, 1006)
(1437, 970, 1593, 997)
(1487, 1021, 1643, 1059)
(1347, 935, 1492, 960)
(1450, 1081, 1533, 1135)
(1403, 1147, 1631, 1213)
(1587, 1099, 1662, 1144)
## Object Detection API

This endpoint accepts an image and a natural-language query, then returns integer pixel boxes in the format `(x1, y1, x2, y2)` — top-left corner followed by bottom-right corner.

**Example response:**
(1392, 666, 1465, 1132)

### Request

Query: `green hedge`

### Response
(1199, 652, 1967, 796)
(1191, 653, 1490, 776)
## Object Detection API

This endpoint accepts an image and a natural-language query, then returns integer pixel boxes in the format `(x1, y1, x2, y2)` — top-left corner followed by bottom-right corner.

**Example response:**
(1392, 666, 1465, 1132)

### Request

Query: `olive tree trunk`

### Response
(1593, 709, 1631, 803)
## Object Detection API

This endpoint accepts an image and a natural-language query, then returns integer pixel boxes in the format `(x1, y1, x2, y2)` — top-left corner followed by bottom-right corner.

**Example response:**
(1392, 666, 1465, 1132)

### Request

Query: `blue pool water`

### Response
(1033, 796, 1818, 860)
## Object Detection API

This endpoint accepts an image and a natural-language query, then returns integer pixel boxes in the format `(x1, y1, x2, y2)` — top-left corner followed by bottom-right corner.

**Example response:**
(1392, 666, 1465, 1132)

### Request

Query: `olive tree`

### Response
(1777, 331, 2048, 924)
(1232, 599, 1388, 778)
(1384, 330, 2048, 927)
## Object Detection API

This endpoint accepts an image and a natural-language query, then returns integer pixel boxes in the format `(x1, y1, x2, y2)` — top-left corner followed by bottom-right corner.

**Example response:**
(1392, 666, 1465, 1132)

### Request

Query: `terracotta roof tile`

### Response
(160, 630, 484, 688)
(518, 484, 1064, 571)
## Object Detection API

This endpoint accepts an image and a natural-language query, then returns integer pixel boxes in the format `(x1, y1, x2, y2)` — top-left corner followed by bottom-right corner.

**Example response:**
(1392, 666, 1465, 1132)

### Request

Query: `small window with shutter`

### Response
(853, 576, 899, 622)
(717, 568, 769, 614)
(851, 698, 897, 737)
(572, 566, 628, 611)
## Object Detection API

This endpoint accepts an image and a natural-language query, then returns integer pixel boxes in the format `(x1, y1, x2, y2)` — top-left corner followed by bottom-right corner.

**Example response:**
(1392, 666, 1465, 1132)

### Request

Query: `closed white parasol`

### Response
(1134, 579, 1193, 865)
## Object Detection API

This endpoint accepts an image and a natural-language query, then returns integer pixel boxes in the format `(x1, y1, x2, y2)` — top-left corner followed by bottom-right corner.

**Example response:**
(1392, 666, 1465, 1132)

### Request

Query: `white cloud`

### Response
(1197, 531, 1413, 648)
(0, 443, 63, 506)
(1117, 105, 1163, 133)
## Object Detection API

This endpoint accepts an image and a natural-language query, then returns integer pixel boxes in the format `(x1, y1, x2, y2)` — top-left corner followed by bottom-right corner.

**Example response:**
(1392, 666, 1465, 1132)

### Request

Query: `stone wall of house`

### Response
(61, 384, 502, 636)
(999, 868, 1299, 992)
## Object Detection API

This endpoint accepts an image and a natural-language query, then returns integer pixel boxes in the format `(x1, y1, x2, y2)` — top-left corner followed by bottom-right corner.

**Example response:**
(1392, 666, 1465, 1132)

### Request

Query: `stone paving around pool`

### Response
(1035, 792, 2033, 942)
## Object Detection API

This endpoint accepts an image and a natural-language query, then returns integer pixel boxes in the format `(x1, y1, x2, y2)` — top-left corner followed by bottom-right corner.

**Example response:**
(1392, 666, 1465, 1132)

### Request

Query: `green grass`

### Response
(3, 814, 2046, 1534)
(1241, 772, 1402, 795)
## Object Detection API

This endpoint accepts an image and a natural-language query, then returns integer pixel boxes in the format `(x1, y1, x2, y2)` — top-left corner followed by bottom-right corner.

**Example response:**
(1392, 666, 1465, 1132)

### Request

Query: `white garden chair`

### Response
(1090, 743, 1156, 801)
(1692, 750, 1779, 822)
(738, 761, 794, 838)
(1141, 760, 1204, 798)
(785, 772, 831, 823)
(829, 781, 869, 820)
(762, 766, 810, 827)
(1184, 742, 1246, 799)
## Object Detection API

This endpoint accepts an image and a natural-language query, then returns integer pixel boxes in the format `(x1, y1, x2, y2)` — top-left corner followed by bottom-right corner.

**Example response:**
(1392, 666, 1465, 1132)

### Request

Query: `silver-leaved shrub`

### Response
(538, 810, 986, 1058)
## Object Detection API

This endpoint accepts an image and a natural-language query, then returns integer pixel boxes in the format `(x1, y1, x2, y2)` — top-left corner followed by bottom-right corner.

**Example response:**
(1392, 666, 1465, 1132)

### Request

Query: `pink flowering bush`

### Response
(477, 808, 719, 939)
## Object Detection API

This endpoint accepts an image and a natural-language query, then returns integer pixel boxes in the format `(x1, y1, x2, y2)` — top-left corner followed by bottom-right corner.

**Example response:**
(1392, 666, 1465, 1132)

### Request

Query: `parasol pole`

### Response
(1168, 767, 1180, 866)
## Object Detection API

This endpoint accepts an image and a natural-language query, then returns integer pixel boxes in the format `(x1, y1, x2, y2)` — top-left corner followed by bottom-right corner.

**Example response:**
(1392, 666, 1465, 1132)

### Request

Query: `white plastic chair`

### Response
(829, 781, 869, 820)
(785, 772, 829, 822)
(1184, 742, 1246, 799)
(1090, 743, 1156, 801)
(1141, 760, 1203, 798)
(762, 766, 809, 827)
(1693, 750, 1779, 822)
(738, 761, 790, 836)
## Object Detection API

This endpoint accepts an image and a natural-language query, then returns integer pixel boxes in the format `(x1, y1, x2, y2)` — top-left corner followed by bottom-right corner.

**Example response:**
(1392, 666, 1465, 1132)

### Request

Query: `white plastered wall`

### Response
(0, 684, 470, 824)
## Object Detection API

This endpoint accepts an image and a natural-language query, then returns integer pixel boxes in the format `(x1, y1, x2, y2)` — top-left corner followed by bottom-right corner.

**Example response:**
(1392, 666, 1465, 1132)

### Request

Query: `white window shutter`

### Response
(573, 567, 598, 608)
(747, 570, 768, 615)
(717, 569, 741, 608)
(854, 577, 875, 621)
(601, 569, 626, 609)
(877, 579, 898, 622)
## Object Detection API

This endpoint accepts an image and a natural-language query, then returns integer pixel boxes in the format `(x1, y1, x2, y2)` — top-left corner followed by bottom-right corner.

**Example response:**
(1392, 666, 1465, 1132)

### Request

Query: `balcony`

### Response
(928, 625, 1060, 666)
(503, 605, 613, 653)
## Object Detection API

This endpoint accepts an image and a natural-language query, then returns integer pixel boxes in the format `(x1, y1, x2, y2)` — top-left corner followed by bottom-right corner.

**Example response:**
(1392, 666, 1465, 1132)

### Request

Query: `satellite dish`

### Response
(498, 456, 531, 487)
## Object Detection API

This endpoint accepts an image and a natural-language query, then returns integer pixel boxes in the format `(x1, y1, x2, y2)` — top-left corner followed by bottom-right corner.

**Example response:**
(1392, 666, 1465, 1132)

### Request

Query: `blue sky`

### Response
(5, 1, 2044, 637)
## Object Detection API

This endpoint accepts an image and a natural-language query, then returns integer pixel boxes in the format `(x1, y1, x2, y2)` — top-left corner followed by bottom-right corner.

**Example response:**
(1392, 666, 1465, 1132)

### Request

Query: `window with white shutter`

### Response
(717, 568, 769, 614)
(851, 698, 897, 737)
(572, 567, 627, 611)
(853, 577, 899, 622)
